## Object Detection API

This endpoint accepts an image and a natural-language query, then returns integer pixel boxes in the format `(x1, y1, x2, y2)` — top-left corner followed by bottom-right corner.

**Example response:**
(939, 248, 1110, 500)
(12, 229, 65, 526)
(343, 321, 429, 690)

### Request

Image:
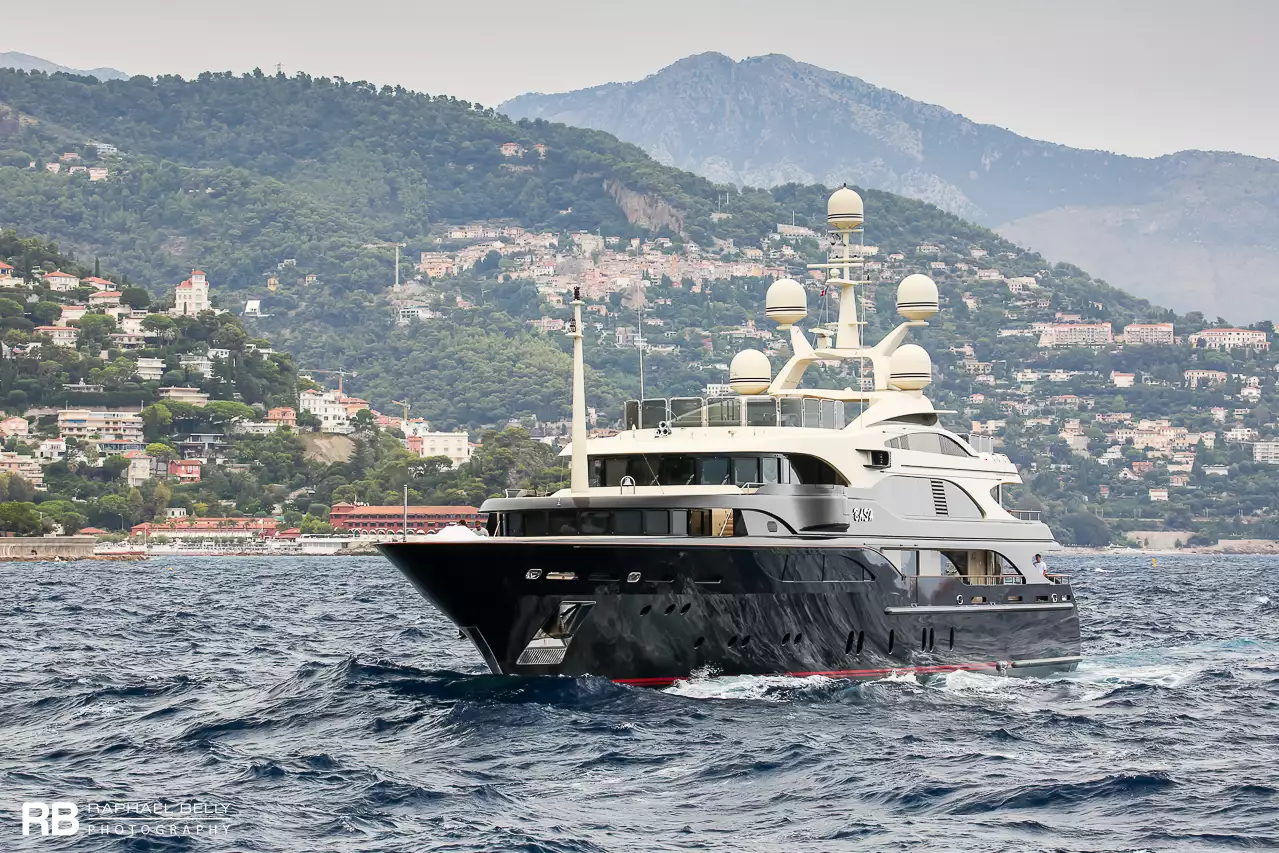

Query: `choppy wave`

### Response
(2, 554, 1276, 852)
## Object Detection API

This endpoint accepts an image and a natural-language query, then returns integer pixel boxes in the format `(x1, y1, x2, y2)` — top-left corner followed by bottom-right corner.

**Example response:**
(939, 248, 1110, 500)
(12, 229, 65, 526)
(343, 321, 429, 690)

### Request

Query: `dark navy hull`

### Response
(378, 539, 1082, 686)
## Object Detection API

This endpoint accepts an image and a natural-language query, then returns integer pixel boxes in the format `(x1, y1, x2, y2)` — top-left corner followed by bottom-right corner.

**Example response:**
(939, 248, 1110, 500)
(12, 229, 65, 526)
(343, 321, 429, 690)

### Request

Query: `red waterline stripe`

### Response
(614, 661, 1002, 687)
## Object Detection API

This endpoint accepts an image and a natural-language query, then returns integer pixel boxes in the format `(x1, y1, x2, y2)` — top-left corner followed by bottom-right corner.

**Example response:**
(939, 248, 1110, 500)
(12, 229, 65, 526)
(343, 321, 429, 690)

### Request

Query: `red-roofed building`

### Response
(266, 406, 297, 427)
(174, 270, 210, 315)
(328, 502, 482, 534)
(168, 459, 202, 482)
(89, 290, 122, 307)
(131, 517, 279, 539)
(82, 276, 115, 288)
(35, 325, 77, 347)
(78, 527, 109, 535)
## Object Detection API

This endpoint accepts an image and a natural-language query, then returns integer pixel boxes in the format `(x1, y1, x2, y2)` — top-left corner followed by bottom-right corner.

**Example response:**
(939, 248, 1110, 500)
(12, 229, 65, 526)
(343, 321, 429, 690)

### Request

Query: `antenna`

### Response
(637, 286, 645, 400)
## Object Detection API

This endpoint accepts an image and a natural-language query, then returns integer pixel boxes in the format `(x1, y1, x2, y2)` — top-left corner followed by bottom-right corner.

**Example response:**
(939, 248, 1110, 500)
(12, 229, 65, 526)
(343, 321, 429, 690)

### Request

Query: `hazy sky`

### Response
(5, 0, 1277, 160)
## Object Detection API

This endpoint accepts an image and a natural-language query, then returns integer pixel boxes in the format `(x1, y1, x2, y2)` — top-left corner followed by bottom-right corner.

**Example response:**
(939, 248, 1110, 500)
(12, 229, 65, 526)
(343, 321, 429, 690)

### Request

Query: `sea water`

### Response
(2, 554, 1276, 851)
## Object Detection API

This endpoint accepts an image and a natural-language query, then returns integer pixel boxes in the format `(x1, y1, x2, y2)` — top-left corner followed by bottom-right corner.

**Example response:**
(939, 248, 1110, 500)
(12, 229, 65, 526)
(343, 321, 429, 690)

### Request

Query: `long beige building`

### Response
(57, 410, 145, 443)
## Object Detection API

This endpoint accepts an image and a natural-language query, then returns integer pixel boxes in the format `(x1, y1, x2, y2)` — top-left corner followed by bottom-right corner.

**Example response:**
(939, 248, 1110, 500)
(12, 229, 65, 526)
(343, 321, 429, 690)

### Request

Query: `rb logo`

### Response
(21, 803, 79, 836)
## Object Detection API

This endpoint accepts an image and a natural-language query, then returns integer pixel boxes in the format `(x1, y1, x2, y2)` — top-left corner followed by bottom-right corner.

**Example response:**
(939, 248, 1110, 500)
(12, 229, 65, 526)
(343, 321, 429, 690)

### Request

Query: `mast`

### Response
(569, 286, 588, 493)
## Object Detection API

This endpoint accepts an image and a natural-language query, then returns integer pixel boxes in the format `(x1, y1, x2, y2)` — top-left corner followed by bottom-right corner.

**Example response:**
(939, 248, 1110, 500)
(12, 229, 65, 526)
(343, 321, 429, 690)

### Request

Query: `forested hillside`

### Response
(0, 67, 1157, 426)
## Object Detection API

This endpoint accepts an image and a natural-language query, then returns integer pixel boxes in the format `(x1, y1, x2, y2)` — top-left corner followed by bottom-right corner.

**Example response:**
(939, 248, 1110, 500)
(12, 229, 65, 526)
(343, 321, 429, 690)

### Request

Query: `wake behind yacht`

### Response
(379, 186, 1081, 686)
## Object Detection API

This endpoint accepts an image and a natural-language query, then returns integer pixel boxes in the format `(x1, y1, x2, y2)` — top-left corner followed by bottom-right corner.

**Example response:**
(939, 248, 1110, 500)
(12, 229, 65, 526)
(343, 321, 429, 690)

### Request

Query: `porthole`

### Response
(794, 632, 803, 644)
(693, 637, 705, 649)
(741, 635, 752, 646)
(781, 632, 791, 644)
(845, 630, 856, 654)
(928, 627, 935, 651)
(640, 605, 652, 616)
(663, 604, 676, 615)
(888, 629, 895, 653)
(679, 603, 691, 615)
(921, 628, 928, 650)
(767, 521, 778, 532)
(856, 631, 865, 654)
(948, 627, 955, 650)
(728, 635, 738, 647)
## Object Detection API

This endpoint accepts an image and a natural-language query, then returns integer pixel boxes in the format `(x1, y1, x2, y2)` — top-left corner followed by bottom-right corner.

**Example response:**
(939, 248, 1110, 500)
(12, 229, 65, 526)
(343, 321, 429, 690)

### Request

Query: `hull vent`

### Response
(516, 640, 569, 666)
(930, 479, 949, 516)
(515, 601, 595, 667)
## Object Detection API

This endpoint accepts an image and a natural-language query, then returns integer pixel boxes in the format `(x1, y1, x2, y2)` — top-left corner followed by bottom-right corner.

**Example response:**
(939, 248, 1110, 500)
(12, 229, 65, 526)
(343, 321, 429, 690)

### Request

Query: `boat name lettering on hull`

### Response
(851, 507, 873, 523)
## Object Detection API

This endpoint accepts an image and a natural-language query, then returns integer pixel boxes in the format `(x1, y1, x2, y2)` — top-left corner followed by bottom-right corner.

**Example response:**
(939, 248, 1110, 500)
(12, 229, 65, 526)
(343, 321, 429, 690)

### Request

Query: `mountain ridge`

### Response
(0, 51, 127, 82)
(501, 52, 1279, 322)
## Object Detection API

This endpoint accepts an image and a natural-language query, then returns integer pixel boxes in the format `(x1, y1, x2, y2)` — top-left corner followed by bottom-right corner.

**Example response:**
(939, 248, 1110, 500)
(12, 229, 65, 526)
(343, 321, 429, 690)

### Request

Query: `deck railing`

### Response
(1008, 509, 1042, 521)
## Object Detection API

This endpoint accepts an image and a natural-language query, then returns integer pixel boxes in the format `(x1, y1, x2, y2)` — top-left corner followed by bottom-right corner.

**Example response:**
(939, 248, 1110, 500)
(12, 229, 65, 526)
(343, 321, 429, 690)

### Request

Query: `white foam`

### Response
(663, 673, 832, 701)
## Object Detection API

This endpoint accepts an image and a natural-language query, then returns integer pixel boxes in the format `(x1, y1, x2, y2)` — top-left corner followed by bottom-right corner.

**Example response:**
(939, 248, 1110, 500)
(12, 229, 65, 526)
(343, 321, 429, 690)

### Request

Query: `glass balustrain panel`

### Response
(820, 399, 837, 429)
(802, 398, 822, 428)
(670, 397, 704, 427)
(779, 398, 803, 427)
(746, 397, 778, 426)
(641, 398, 669, 429)
(707, 397, 741, 427)
(624, 400, 640, 430)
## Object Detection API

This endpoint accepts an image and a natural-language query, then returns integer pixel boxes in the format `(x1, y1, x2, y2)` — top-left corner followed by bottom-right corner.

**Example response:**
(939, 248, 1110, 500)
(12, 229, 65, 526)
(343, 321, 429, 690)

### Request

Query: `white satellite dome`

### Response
(889, 344, 932, 391)
(897, 274, 939, 321)
(827, 185, 864, 231)
(765, 278, 807, 328)
(729, 349, 772, 396)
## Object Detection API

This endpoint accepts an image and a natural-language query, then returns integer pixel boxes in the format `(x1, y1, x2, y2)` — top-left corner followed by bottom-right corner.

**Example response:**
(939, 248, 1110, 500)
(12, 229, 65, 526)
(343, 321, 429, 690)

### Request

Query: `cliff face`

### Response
(604, 180, 685, 234)
(504, 53, 1279, 321)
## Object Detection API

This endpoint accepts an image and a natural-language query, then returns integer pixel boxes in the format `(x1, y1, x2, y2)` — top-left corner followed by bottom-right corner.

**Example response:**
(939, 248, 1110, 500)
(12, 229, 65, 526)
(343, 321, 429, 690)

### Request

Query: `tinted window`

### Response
(940, 436, 972, 457)
(627, 456, 660, 486)
(670, 510, 689, 535)
(908, 432, 942, 454)
(644, 510, 670, 535)
(761, 457, 780, 484)
(549, 511, 578, 535)
(700, 457, 730, 485)
(733, 457, 760, 485)
(604, 458, 627, 487)
(662, 455, 697, 485)
(823, 554, 865, 581)
(524, 512, 548, 537)
(614, 510, 642, 535)
(579, 511, 610, 535)
(671, 397, 703, 426)
(506, 512, 524, 536)
(624, 400, 640, 430)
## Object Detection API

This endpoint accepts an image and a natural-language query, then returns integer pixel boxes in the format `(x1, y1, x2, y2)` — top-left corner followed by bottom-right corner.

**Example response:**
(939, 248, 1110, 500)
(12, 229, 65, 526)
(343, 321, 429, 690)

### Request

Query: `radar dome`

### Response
(897, 274, 939, 320)
(889, 344, 932, 391)
(827, 185, 864, 231)
(765, 278, 807, 328)
(729, 349, 772, 396)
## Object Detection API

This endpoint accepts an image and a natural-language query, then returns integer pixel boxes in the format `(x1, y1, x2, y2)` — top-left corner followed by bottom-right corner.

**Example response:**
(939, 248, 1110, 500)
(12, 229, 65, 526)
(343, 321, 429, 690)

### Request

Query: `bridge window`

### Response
(590, 453, 844, 487)
(885, 432, 974, 457)
(733, 457, 760, 485)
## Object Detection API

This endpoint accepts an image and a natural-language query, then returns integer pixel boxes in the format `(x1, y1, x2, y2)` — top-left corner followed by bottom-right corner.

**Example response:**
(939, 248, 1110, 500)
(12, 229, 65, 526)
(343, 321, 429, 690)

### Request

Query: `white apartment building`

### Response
(174, 270, 211, 315)
(1189, 327, 1270, 351)
(406, 431, 472, 467)
(57, 410, 145, 444)
(1038, 323, 1114, 348)
(160, 386, 210, 406)
(1124, 322, 1174, 345)
(1254, 442, 1279, 463)
(135, 357, 166, 381)
(299, 389, 352, 433)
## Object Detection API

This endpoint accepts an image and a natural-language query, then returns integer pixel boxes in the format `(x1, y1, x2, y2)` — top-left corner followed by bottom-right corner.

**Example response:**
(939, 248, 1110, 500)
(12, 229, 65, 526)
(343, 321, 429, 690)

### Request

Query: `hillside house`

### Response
(44, 271, 80, 291)
(1123, 322, 1174, 345)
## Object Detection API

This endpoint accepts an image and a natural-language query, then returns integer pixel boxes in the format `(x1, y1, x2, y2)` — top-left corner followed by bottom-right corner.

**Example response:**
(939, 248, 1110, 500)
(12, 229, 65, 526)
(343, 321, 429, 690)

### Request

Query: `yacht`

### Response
(379, 186, 1081, 687)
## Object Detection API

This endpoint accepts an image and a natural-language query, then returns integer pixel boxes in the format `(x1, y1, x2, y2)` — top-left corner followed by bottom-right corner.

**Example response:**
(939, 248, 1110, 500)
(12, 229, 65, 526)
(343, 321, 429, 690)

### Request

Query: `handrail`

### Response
(961, 574, 1027, 585)
(1008, 509, 1041, 521)
(1044, 573, 1069, 585)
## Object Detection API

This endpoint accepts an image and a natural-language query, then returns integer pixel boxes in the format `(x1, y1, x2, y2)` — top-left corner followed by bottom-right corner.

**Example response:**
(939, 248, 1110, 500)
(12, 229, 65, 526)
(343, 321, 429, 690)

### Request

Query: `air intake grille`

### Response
(930, 479, 949, 516)
(516, 643, 568, 666)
